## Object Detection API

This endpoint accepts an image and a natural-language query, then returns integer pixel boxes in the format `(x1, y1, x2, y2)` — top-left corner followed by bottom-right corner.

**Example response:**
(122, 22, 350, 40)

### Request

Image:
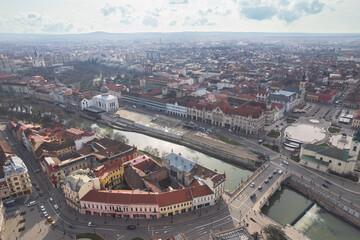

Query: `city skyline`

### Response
(0, 0, 359, 34)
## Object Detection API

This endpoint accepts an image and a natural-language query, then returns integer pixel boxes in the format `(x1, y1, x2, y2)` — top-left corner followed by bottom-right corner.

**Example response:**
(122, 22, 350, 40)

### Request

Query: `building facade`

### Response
(81, 86, 119, 112)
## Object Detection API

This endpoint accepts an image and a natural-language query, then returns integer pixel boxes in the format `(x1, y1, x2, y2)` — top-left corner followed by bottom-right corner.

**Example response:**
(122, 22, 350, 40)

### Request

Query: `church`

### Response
(299, 130, 360, 174)
(81, 86, 119, 112)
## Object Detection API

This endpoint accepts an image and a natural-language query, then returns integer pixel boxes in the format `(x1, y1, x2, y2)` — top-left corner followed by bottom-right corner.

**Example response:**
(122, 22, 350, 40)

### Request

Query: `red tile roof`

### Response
(156, 188, 192, 207)
(190, 185, 214, 198)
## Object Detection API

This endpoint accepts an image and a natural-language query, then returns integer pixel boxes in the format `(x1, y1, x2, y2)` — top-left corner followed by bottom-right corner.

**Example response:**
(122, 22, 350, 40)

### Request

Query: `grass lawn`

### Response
(319, 143, 329, 147)
(263, 144, 280, 153)
(328, 127, 341, 134)
(329, 171, 359, 182)
(267, 131, 280, 138)
(216, 134, 240, 145)
(285, 118, 296, 124)
(76, 233, 104, 240)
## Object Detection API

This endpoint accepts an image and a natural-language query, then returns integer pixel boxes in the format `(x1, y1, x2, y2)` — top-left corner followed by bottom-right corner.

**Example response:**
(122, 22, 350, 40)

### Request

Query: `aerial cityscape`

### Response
(0, 1, 360, 240)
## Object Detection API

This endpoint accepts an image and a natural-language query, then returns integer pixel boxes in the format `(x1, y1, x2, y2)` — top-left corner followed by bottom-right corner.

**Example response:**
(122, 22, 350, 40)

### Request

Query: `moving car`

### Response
(278, 170, 283, 175)
(28, 201, 36, 207)
(88, 222, 96, 227)
(250, 193, 256, 199)
(322, 184, 329, 188)
(127, 225, 136, 230)
(324, 180, 332, 185)
(268, 175, 273, 179)
(49, 198, 53, 203)
(250, 182, 255, 188)
(35, 186, 41, 191)
(258, 185, 263, 191)
(68, 224, 77, 229)
(39, 191, 44, 197)
(282, 160, 289, 165)
(264, 179, 269, 184)
(53, 204, 59, 210)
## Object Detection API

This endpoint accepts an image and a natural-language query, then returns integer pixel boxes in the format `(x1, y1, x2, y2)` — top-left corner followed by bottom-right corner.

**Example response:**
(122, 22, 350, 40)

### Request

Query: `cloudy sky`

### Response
(0, 0, 359, 34)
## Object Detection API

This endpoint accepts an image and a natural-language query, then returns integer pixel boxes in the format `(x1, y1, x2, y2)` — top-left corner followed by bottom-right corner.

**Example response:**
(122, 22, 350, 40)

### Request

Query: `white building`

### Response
(81, 86, 119, 112)
(166, 102, 187, 117)
(32, 50, 45, 68)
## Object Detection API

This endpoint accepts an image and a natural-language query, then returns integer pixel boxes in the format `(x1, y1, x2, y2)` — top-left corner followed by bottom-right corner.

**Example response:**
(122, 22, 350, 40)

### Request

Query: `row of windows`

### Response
(194, 196, 213, 203)
(84, 203, 156, 213)
(160, 202, 191, 211)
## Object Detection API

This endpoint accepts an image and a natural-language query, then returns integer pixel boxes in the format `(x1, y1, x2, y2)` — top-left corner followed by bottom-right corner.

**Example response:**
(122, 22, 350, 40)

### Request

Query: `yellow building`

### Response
(157, 188, 193, 217)
(3, 156, 32, 199)
(94, 159, 124, 189)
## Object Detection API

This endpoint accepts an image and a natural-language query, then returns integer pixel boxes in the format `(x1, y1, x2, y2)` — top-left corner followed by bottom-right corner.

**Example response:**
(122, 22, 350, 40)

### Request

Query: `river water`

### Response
(262, 186, 360, 240)
(111, 128, 252, 192)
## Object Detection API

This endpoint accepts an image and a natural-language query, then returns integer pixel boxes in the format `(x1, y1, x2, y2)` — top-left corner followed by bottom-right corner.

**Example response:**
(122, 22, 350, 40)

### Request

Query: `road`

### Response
(2, 117, 360, 240)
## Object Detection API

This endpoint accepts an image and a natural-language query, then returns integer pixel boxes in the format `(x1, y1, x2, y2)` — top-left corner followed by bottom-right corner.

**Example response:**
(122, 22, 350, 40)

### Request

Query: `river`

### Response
(262, 186, 360, 240)
(109, 128, 252, 192)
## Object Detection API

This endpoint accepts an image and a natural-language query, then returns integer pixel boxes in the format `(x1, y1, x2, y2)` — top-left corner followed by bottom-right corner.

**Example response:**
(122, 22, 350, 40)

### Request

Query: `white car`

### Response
(88, 222, 96, 227)
(43, 211, 48, 217)
(282, 160, 289, 165)
(49, 198, 53, 203)
(40, 205, 45, 212)
(53, 204, 59, 210)
(250, 182, 255, 188)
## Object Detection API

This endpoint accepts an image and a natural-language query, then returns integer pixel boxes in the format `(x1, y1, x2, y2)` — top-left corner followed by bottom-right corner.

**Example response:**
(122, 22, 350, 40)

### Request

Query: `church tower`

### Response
(349, 130, 360, 159)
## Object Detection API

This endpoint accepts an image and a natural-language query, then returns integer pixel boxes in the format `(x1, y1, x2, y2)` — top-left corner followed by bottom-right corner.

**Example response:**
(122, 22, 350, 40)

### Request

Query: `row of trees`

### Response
(251, 224, 287, 240)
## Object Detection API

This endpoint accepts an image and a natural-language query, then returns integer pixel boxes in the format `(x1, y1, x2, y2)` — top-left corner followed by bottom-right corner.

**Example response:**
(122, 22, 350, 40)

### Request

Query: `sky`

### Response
(0, 0, 359, 34)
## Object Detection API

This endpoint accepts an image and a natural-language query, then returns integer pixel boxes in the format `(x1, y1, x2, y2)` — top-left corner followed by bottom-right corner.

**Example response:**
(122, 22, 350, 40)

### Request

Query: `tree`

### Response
(251, 232, 262, 240)
(263, 224, 287, 240)
(144, 146, 153, 154)
(113, 131, 129, 143)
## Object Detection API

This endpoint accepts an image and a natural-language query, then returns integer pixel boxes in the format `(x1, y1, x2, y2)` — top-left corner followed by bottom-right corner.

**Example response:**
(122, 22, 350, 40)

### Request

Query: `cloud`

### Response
(169, 20, 176, 26)
(43, 22, 73, 33)
(118, 5, 134, 25)
(100, 4, 117, 16)
(169, 0, 189, 5)
(143, 16, 158, 27)
(152, 8, 161, 17)
(239, 0, 327, 22)
(184, 16, 215, 26)
(241, 6, 278, 20)
(278, 0, 325, 23)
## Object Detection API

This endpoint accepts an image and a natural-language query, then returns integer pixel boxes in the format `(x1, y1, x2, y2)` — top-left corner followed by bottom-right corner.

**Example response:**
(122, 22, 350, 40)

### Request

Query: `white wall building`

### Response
(81, 86, 119, 112)
(166, 102, 187, 117)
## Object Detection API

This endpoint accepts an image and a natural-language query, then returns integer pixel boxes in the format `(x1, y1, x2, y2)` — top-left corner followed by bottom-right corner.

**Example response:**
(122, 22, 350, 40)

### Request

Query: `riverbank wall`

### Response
(101, 116, 262, 171)
(285, 175, 360, 228)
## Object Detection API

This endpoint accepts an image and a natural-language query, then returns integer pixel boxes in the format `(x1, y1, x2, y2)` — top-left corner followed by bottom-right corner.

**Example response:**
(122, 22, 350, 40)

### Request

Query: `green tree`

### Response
(251, 232, 262, 240)
(263, 225, 287, 240)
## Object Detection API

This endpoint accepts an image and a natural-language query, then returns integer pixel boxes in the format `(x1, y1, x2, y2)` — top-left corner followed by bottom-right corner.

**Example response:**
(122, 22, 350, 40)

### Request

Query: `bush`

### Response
(76, 233, 104, 240)
(267, 131, 280, 138)
(263, 144, 280, 153)
(291, 156, 300, 162)
(20, 211, 26, 216)
(328, 127, 341, 134)
(285, 118, 296, 124)
(18, 227, 25, 232)
(18, 219, 25, 224)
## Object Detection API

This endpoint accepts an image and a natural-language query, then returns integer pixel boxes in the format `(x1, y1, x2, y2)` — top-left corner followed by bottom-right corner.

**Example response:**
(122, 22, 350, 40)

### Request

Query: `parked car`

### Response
(35, 186, 41, 191)
(264, 179, 269, 184)
(250, 193, 256, 199)
(268, 175, 273, 179)
(127, 225, 136, 230)
(278, 170, 283, 175)
(51, 221, 57, 227)
(43, 212, 48, 217)
(47, 216, 53, 222)
(40, 205, 45, 212)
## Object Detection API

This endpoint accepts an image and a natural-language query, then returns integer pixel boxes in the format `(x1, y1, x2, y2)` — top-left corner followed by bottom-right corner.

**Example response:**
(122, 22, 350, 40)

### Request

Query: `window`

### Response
(338, 163, 341, 166)
(329, 160, 332, 163)
(353, 146, 357, 152)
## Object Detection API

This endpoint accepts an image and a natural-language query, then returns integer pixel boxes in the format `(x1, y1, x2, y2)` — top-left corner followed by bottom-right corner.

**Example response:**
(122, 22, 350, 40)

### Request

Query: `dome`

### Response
(100, 86, 109, 94)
